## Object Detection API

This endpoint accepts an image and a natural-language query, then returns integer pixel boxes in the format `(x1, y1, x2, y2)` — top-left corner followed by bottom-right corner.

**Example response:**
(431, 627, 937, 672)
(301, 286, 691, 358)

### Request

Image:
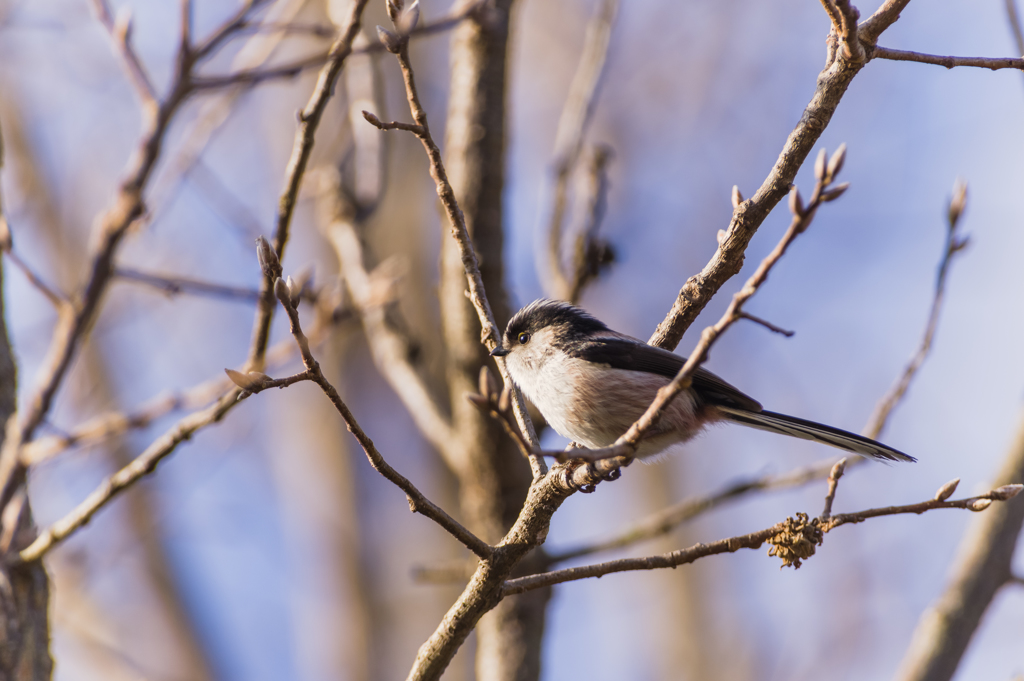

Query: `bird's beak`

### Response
(490, 346, 509, 357)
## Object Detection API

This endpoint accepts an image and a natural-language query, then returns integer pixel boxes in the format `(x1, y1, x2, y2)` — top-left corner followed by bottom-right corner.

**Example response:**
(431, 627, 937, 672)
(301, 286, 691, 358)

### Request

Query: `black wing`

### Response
(571, 337, 763, 412)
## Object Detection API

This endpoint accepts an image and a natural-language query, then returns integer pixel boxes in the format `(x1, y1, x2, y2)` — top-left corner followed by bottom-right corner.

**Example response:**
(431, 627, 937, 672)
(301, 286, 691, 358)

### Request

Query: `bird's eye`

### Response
(517, 332, 531, 345)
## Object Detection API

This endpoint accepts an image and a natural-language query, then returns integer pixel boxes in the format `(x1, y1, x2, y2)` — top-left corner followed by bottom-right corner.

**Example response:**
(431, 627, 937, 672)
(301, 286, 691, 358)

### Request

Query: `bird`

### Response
(489, 299, 914, 463)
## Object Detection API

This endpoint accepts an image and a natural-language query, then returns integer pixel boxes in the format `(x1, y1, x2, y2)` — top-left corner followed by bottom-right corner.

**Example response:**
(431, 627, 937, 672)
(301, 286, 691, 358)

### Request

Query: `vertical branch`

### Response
(0, 121, 53, 681)
(439, 2, 550, 678)
(544, 0, 619, 300)
(894, 413, 1024, 681)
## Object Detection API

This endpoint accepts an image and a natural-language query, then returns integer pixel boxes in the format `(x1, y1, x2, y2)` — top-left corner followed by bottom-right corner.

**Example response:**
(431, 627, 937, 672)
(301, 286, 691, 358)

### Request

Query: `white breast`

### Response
(504, 330, 703, 457)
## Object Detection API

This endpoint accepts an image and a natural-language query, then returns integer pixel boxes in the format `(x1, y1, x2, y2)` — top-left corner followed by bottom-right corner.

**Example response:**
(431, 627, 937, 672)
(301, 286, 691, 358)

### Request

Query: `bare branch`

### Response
(244, 0, 370, 371)
(859, 0, 914, 44)
(268, 273, 493, 559)
(0, 0, 269, 511)
(365, 31, 543, 477)
(894, 414, 1024, 680)
(862, 179, 968, 440)
(820, 458, 847, 520)
(114, 267, 261, 302)
(564, 145, 614, 304)
(89, 0, 159, 109)
(192, 3, 488, 90)
(1, 243, 68, 309)
(20, 304, 350, 466)
(18, 389, 243, 563)
(872, 46, 1024, 71)
(832, 0, 865, 62)
(545, 457, 840, 563)
(737, 311, 795, 337)
(545, 0, 619, 300)
(192, 0, 273, 62)
(503, 484, 1022, 596)
(572, 154, 849, 465)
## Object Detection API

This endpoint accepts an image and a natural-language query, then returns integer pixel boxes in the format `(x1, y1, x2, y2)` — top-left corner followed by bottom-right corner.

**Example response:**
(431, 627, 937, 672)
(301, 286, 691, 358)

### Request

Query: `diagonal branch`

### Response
(244, 0, 370, 371)
(563, 151, 851, 465)
(21, 306, 349, 466)
(267, 271, 493, 559)
(0, 0, 271, 514)
(363, 27, 544, 477)
(17, 389, 243, 563)
(862, 180, 968, 440)
(649, 0, 929, 353)
(321, 196, 456, 452)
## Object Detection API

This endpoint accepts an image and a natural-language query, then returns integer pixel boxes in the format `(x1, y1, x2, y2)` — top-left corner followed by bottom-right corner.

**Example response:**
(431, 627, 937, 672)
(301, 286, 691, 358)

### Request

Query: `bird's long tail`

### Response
(716, 407, 915, 463)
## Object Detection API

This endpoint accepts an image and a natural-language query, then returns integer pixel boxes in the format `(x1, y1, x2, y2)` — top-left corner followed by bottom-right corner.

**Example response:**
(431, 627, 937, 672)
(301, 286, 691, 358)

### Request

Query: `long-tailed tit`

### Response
(490, 299, 914, 463)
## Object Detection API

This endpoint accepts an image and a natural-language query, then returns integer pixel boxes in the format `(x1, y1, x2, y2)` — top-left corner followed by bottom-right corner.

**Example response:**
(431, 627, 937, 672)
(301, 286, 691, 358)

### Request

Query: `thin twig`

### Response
(0, 0, 269, 514)
(859, 0, 914, 44)
(365, 29, 544, 477)
(21, 303, 349, 466)
(1007, 0, 1024, 58)
(872, 46, 1024, 71)
(193, 3, 486, 90)
(737, 311, 795, 337)
(270, 274, 493, 559)
(115, 267, 261, 302)
(502, 483, 1023, 595)
(820, 458, 847, 520)
(3, 249, 68, 308)
(567, 150, 850, 464)
(244, 0, 370, 371)
(17, 389, 243, 563)
(862, 180, 968, 440)
(90, 0, 159, 109)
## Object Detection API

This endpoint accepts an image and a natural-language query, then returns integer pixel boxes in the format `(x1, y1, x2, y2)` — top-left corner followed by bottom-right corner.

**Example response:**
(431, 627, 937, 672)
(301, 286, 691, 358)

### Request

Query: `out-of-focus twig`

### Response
(1008, 0, 1024, 58)
(564, 145, 614, 304)
(193, 2, 486, 90)
(18, 388, 242, 563)
(321, 187, 455, 452)
(0, 0, 272, 516)
(114, 267, 261, 302)
(21, 298, 350, 466)
(894, 416, 1024, 681)
(863, 180, 968, 440)
(544, 0, 618, 301)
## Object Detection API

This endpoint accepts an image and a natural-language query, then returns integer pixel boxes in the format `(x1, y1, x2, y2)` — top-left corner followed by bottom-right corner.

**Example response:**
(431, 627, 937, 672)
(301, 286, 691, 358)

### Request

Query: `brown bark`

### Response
(0, 262, 53, 680)
(893, 414, 1024, 681)
(439, 2, 550, 678)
